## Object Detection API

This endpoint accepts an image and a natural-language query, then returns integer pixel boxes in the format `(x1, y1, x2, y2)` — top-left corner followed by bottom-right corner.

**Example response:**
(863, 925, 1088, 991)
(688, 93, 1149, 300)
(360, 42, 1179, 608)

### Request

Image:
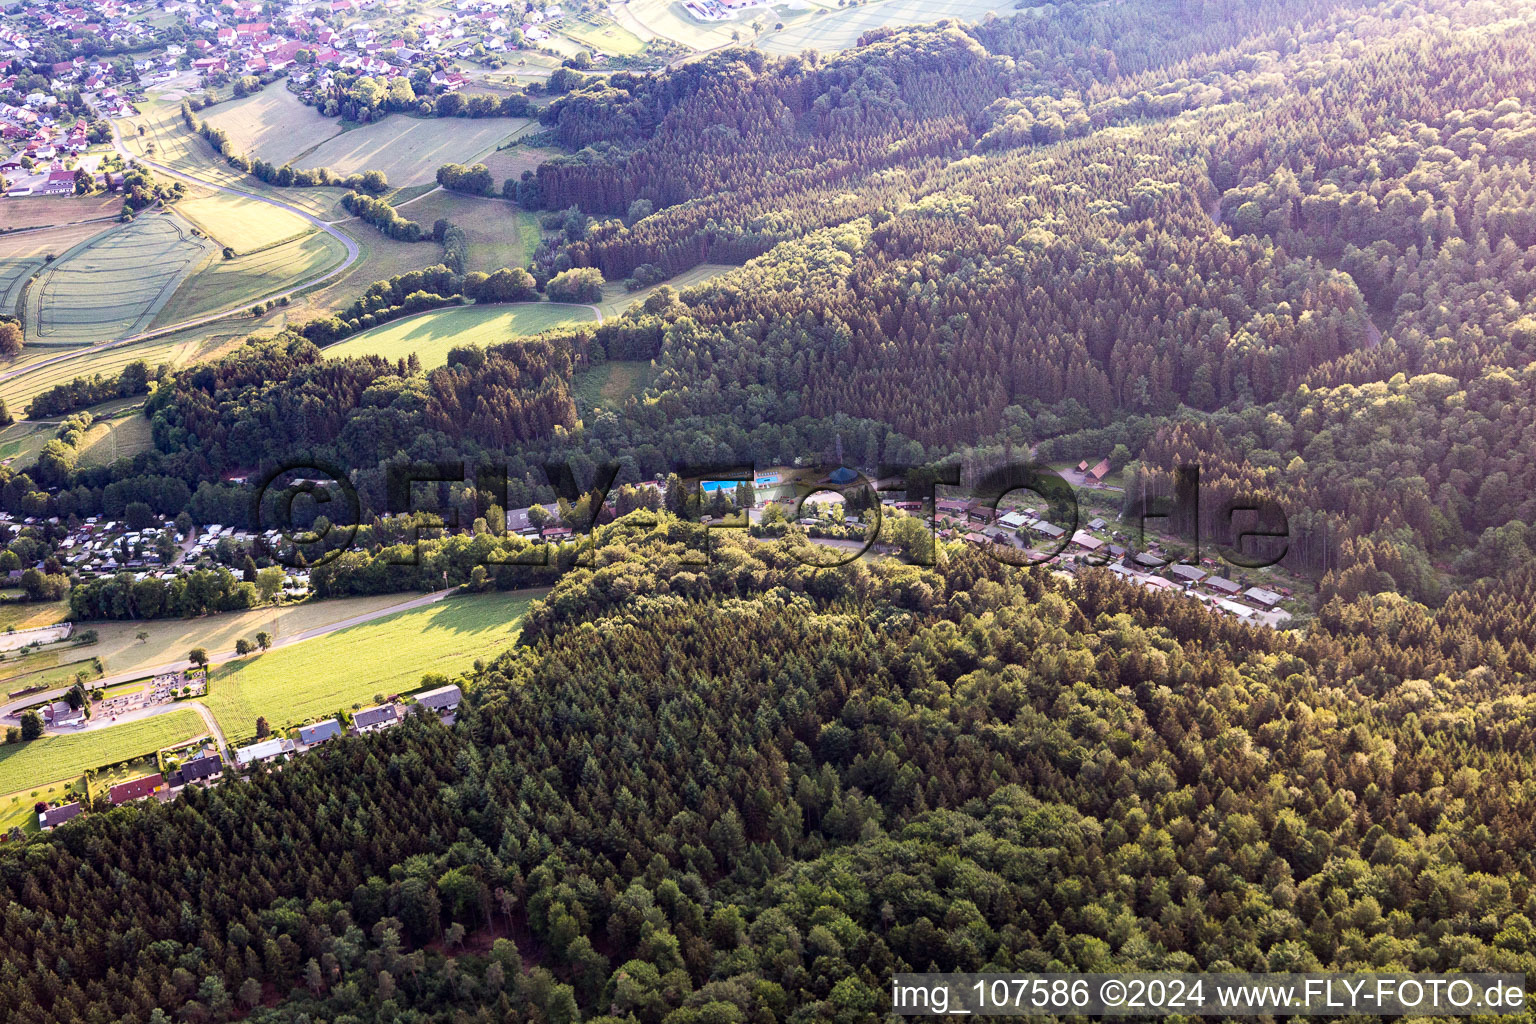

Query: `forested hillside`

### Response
(6, 521, 1536, 1023)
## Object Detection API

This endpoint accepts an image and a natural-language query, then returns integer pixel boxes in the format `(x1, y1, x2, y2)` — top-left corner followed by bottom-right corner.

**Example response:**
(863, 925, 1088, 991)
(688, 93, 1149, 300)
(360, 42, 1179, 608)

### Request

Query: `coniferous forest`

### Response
(7, 0, 1536, 1020)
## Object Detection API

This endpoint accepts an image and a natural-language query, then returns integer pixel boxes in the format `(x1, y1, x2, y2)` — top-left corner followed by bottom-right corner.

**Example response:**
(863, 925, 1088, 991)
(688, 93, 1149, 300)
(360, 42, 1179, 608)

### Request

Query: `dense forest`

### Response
(6, 0, 1527, 603)
(7, 1, 1536, 1017)
(8, 522, 1536, 1023)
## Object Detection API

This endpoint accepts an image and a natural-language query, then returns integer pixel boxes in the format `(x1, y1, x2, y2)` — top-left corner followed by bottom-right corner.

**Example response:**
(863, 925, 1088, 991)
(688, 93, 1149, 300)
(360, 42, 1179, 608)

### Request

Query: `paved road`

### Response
(0, 588, 460, 724)
(0, 117, 362, 387)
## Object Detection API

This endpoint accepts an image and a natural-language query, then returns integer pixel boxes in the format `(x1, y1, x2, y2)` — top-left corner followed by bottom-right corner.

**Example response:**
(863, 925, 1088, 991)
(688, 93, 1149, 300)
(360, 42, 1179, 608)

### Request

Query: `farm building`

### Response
(1207, 577, 1242, 595)
(39, 802, 83, 830)
(109, 774, 163, 805)
(1244, 587, 1283, 607)
(1170, 564, 1207, 583)
(1071, 530, 1104, 552)
(353, 705, 400, 733)
(414, 685, 462, 715)
(1086, 458, 1112, 482)
(299, 719, 343, 746)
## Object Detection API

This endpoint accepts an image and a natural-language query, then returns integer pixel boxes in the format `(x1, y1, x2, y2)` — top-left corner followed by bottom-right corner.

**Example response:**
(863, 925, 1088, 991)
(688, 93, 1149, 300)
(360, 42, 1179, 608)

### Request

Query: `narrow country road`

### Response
(0, 116, 362, 387)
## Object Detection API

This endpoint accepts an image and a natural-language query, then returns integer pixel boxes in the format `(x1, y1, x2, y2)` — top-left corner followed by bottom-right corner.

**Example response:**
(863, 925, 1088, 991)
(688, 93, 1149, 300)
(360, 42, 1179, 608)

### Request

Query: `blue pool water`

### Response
(701, 474, 782, 492)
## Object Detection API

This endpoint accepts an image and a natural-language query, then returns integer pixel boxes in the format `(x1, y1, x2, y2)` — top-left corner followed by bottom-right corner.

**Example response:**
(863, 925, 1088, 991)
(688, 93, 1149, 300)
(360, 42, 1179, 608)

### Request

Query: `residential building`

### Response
(39, 802, 83, 830)
(414, 684, 462, 715)
(234, 738, 296, 767)
(353, 704, 399, 733)
(109, 774, 163, 805)
(299, 718, 343, 746)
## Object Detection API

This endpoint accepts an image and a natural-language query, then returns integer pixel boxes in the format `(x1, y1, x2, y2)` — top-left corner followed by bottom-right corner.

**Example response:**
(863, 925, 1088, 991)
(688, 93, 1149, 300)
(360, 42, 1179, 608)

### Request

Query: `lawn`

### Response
(150, 229, 349, 327)
(0, 708, 207, 795)
(82, 593, 425, 678)
(26, 213, 214, 346)
(297, 116, 531, 188)
(199, 87, 341, 167)
(325, 303, 597, 368)
(0, 776, 83, 836)
(75, 412, 155, 468)
(203, 590, 533, 741)
(174, 192, 315, 254)
(395, 190, 541, 272)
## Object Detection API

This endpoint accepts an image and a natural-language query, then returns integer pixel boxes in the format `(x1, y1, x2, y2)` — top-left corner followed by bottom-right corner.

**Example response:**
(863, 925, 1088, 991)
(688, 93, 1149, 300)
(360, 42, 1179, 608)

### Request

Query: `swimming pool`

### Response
(701, 474, 782, 492)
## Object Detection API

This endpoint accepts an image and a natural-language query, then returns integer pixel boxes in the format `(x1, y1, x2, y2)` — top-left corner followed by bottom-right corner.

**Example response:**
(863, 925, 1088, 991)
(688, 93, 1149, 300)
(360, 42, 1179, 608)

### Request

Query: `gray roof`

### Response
(180, 754, 222, 781)
(353, 705, 398, 728)
(1170, 564, 1207, 581)
(40, 802, 83, 828)
(414, 684, 462, 711)
(1207, 576, 1241, 593)
(299, 719, 342, 744)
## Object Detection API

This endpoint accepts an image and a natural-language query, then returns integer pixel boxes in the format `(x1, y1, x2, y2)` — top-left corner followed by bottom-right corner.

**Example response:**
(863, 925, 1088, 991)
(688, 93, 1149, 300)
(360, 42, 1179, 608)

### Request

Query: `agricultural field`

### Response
(149, 228, 349, 327)
(275, 221, 438, 324)
(83, 592, 425, 678)
(0, 257, 41, 318)
(0, 333, 196, 418)
(296, 116, 531, 187)
(0, 776, 82, 836)
(325, 302, 597, 368)
(202, 590, 533, 740)
(198, 87, 340, 166)
(0, 194, 122, 231)
(396, 190, 541, 272)
(174, 192, 314, 254)
(125, 101, 346, 220)
(560, 12, 649, 54)
(757, 0, 1030, 55)
(623, 0, 740, 50)
(0, 707, 207, 795)
(75, 411, 155, 469)
(0, 221, 120, 316)
(25, 214, 214, 346)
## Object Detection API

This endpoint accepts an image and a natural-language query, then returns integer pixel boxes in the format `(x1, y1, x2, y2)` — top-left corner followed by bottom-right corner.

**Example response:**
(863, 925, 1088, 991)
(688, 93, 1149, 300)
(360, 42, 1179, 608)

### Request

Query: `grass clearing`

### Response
(27, 214, 214, 345)
(83, 593, 426, 678)
(0, 657, 100, 697)
(297, 116, 531, 188)
(561, 14, 648, 54)
(574, 360, 654, 414)
(0, 708, 207, 795)
(203, 590, 532, 740)
(596, 262, 737, 319)
(151, 228, 348, 327)
(479, 144, 565, 182)
(325, 302, 597, 368)
(0, 649, 62, 685)
(396, 190, 541, 272)
(2, 336, 188, 418)
(0, 599, 70, 633)
(75, 411, 155, 468)
(174, 192, 314, 254)
(199, 87, 341, 166)
(0, 419, 56, 466)
(280, 221, 442, 325)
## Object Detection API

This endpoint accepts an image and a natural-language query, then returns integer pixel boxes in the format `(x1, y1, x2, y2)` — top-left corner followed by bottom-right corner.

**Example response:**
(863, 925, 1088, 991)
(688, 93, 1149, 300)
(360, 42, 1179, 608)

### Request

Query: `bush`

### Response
(546, 267, 604, 304)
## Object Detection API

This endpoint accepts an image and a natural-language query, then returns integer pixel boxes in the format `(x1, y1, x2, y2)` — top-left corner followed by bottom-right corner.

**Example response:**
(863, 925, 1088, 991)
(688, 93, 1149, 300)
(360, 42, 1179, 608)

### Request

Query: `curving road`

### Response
(0, 116, 362, 387)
